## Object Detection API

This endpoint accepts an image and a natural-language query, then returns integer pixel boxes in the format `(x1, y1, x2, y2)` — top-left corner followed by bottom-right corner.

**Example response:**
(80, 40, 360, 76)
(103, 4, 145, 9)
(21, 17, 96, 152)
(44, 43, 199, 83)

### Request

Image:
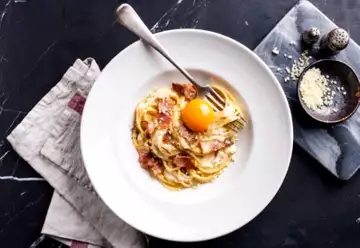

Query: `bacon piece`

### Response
(178, 125, 197, 143)
(151, 163, 163, 176)
(157, 112, 172, 125)
(148, 122, 155, 134)
(172, 82, 197, 100)
(140, 120, 148, 130)
(200, 138, 234, 154)
(136, 146, 149, 157)
(157, 98, 174, 114)
(138, 151, 163, 175)
(141, 120, 155, 137)
(200, 141, 223, 154)
(158, 101, 168, 113)
(138, 153, 153, 169)
(172, 83, 184, 95)
(163, 132, 172, 143)
(173, 154, 195, 169)
(163, 132, 179, 147)
(224, 139, 233, 146)
(183, 83, 197, 100)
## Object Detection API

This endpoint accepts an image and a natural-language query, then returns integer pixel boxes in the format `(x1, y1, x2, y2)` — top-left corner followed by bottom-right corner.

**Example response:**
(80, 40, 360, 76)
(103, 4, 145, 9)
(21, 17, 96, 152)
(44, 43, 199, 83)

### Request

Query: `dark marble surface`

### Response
(0, 0, 360, 247)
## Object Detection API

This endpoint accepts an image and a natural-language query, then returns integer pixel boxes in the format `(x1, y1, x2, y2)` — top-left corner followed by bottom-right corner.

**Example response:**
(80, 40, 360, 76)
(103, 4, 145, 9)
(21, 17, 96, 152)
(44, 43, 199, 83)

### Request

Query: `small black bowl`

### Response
(297, 59, 360, 124)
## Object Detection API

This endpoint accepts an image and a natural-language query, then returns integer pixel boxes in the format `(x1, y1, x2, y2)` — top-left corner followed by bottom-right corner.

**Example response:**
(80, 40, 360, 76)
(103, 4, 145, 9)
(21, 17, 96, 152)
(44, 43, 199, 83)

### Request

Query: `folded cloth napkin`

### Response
(7, 58, 146, 248)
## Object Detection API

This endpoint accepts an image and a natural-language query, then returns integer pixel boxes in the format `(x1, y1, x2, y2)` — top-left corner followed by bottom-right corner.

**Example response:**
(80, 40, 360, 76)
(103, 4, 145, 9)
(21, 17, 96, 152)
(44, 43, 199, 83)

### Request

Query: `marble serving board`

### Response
(254, 0, 360, 180)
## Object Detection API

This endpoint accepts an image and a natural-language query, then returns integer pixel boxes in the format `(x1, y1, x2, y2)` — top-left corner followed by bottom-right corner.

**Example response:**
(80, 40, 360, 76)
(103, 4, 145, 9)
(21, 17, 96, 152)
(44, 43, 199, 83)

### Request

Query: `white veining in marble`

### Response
(0, 176, 45, 181)
(151, 0, 184, 32)
(4, 112, 21, 136)
(151, 0, 209, 32)
(1, 93, 9, 107)
(23, 41, 57, 78)
(299, 128, 340, 175)
(338, 118, 360, 146)
(29, 235, 46, 248)
(0, 150, 10, 160)
(0, 194, 45, 235)
(0, 107, 26, 115)
(0, 0, 12, 30)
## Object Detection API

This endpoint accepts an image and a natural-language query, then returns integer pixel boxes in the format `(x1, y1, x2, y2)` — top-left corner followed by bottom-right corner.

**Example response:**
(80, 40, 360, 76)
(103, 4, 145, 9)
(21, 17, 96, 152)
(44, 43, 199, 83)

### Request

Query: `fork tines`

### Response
(226, 118, 246, 133)
(203, 86, 246, 133)
(204, 88, 226, 112)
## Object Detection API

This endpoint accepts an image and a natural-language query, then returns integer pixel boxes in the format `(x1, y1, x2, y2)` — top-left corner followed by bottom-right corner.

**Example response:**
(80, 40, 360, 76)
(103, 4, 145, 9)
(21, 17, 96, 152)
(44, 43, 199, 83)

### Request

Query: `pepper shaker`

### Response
(302, 27, 320, 45)
(320, 28, 349, 53)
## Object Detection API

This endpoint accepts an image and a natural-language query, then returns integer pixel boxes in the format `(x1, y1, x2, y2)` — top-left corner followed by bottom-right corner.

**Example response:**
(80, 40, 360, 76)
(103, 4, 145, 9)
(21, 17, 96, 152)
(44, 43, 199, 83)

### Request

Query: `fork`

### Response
(116, 4, 245, 132)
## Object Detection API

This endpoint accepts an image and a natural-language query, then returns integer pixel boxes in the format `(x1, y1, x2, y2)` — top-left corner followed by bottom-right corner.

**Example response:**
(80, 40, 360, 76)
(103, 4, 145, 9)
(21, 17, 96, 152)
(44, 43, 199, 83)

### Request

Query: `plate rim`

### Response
(80, 28, 294, 242)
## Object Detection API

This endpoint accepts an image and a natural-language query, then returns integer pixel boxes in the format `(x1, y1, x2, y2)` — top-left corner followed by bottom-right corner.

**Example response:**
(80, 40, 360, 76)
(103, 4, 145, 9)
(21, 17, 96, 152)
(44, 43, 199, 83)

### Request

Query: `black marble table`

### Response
(0, 0, 360, 247)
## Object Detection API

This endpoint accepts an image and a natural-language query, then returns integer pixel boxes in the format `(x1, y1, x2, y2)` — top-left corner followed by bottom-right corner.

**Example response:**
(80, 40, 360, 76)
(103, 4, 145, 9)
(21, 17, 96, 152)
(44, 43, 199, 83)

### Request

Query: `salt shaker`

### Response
(320, 28, 349, 53)
(302, 27, 320, 45)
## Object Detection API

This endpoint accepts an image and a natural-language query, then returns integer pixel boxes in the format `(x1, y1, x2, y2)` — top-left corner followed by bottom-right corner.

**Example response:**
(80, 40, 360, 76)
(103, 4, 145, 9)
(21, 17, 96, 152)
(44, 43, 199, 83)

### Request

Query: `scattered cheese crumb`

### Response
(285, 67, 291, 73)
(245, 21, 249, 26)
(289, 41, 296, 46)
(284, 76, 290, 82)
(290, 50, 310, 80)
(276, 68, 282, 72)
(287, 55, 293, 59)
(299, 67, 332, 110)
(272, 47, 279, 55)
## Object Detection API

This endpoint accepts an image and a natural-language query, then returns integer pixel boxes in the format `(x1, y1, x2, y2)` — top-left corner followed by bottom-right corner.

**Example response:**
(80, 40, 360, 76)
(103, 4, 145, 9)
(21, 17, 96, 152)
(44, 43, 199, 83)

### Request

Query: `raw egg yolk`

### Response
(181, 99, 214, 132)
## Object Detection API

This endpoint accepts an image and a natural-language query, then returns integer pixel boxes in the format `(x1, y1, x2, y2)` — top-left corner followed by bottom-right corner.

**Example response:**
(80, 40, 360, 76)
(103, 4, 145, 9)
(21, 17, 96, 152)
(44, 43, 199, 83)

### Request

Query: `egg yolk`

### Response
(181, 99, 215, 132)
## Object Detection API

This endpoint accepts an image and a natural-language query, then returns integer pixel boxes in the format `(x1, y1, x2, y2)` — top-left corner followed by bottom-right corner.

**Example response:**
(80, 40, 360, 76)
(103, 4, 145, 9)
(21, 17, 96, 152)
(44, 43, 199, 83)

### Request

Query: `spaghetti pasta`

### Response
(132, 82, 245, 190)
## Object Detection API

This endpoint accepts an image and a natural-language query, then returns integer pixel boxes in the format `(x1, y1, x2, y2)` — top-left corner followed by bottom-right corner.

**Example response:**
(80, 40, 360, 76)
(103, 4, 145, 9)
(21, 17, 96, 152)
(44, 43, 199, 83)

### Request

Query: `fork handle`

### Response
(116, 4, 199, 87)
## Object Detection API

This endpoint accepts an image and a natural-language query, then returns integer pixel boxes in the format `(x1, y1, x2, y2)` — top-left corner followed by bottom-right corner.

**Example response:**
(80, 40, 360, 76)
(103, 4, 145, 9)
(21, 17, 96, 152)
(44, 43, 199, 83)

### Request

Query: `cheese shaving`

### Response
(291, 50, 310, 80)
(299, 68, 332, 110)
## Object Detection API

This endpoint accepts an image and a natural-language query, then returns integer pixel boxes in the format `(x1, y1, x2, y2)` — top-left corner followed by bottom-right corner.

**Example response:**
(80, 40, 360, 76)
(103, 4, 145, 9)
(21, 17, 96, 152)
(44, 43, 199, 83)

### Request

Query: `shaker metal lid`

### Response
(302, 27, 320, 44)
(327, 28, 349, 50)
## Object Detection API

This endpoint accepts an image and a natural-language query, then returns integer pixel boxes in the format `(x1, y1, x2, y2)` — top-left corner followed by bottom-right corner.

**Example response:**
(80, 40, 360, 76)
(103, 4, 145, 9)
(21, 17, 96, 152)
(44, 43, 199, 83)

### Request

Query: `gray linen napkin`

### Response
(7, 58, 146, 248)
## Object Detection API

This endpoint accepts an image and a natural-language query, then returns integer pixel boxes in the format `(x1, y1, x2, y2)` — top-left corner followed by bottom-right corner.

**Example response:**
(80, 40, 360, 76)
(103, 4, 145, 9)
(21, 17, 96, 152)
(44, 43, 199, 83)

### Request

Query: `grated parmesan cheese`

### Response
(299, 68, 333, 110)
(291, 50, 310, 80)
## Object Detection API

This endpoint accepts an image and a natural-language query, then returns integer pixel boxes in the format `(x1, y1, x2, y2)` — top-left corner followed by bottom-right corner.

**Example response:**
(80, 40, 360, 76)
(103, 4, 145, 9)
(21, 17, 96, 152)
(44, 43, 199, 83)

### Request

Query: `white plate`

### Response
(81, 29, 293, 242)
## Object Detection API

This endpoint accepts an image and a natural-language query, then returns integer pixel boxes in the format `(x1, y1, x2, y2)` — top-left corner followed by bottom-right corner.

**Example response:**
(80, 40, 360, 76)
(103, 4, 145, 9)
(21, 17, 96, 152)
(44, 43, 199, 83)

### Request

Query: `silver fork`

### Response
(116, 4, 245, 132)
